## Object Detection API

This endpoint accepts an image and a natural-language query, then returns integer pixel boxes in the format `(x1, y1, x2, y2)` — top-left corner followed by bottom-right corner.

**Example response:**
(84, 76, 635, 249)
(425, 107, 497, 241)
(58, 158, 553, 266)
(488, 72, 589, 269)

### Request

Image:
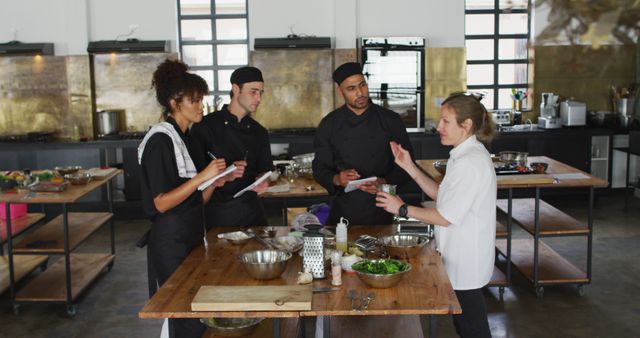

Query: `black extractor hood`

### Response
(87, 39, 170, 53)
(254, 36, 331, 49)
(0, 41, 54, 55)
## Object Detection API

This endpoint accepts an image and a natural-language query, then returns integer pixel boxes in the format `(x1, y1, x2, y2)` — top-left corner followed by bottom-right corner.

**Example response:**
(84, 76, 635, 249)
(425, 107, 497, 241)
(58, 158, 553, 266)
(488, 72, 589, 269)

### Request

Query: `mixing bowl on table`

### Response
(238, 249, 292, 280)
(352, 259, 412, 289)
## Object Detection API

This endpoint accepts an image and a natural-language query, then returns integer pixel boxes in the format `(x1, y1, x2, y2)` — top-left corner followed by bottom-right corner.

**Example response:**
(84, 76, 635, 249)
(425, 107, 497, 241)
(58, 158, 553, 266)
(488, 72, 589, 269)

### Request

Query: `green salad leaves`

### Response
(352, 259, 409, 274)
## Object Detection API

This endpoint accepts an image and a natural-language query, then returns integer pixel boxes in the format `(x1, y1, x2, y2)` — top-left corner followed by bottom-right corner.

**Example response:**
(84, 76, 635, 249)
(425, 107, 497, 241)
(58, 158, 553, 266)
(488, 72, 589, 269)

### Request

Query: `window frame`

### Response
(176, 0, 250, 101)
(465, 1, 532, 110)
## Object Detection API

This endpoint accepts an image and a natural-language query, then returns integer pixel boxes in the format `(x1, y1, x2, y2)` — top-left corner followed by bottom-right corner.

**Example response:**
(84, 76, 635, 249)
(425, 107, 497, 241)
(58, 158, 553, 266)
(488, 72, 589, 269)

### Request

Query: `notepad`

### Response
(344, 176, 377, 193)
(233, 171, 273, 198)
(197, 164, 237, 191)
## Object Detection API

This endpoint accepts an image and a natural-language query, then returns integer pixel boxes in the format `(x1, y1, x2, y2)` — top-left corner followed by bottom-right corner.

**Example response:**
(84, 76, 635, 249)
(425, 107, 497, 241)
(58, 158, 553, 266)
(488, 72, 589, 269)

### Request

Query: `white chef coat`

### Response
(435, 135, 496, 290)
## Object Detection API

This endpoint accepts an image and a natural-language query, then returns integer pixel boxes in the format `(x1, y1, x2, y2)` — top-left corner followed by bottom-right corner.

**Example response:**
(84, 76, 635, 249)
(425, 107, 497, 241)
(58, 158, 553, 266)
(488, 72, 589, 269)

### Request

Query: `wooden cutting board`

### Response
(191, 285, 312, 312)
(497, 174, 555, 185)
(85, 167, 118, 180)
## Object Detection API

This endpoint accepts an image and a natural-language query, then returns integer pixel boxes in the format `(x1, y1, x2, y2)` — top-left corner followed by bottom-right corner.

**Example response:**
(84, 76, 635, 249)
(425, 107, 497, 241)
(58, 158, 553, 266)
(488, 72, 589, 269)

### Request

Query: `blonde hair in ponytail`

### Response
(442, 93, 495, 142)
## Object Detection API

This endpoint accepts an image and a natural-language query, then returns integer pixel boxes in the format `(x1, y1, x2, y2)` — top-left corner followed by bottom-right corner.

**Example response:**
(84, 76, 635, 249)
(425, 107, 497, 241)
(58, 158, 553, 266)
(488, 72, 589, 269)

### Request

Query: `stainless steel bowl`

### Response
(352, 259, 412, 289)
(55, 166, 82, 176)
(238, 250, 292, 280)
(200, 317, 264, 337)
(64, 172, 93, 185)
(378, 235, 429, 259)
(499, 151, 528, 166)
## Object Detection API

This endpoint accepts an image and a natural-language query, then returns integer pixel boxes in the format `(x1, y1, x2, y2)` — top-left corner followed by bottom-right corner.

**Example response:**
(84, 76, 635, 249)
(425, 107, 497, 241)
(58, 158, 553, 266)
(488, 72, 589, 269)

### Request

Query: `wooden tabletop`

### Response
(262, 176, 328, 198)
(416, 156, 608, 189)
(0, 169, 122, 204)
(139, 225, 461, 319)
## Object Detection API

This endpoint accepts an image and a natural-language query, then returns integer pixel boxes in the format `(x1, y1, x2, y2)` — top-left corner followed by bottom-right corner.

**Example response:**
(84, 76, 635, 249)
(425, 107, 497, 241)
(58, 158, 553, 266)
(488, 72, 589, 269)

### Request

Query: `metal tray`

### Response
(29, 181, 69, 192)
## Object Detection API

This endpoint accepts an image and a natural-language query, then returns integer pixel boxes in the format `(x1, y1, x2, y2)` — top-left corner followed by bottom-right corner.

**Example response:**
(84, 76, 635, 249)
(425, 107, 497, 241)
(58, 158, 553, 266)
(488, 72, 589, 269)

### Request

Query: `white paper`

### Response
(197, 164, 237, 191)
(553, 173, 590, 180)
(233, 171, 273, 198)
(344, 176, 377, 193)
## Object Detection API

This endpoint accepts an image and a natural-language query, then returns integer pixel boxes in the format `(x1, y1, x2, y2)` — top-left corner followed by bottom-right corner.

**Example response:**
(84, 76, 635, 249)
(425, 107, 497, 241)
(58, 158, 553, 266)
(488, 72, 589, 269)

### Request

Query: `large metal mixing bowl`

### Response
(353, 259, 412, 289)
(200, 317, 264, 337)
(238, 250, 292, 280)
(378, 234, 429, 259)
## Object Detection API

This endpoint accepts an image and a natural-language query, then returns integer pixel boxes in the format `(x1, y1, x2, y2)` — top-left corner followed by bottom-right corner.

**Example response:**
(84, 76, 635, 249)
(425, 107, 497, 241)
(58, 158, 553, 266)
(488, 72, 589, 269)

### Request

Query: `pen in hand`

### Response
(243, 150, 248, 161)
(207, 151, 217, 160)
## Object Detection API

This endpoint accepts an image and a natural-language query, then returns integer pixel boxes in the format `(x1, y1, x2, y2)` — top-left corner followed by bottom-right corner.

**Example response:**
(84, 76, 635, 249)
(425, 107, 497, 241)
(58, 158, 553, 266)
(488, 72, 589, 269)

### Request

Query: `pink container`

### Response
(0, 203, 27, 220)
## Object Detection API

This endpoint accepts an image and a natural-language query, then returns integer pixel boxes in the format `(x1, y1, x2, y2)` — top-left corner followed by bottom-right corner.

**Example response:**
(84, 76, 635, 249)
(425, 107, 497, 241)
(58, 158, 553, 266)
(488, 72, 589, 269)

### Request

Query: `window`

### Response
(177, 0, 249, 109)
(465, 0, 531, 110)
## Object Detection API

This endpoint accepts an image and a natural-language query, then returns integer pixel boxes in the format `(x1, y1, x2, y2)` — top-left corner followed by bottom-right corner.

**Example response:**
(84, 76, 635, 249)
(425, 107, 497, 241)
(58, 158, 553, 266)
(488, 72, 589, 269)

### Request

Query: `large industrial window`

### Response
(465, 0, 532, 110)
(177, 0, 249, 110)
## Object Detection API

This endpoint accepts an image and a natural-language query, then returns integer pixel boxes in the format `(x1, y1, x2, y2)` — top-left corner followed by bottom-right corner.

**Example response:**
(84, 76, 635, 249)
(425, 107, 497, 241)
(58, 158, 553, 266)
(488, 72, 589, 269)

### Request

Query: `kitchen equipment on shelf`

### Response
(97, 110, 122, 136)
(200, 317, 264, 337)
(302, 223, 325, 278)
(560, 99, 587, 126)
(538, 92, 562, 129)
(491, 110, 512, 126)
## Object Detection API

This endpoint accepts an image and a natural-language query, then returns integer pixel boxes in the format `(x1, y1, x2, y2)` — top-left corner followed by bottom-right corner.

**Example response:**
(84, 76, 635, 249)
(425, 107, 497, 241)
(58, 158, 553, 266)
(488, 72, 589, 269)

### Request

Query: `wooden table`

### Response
(139, 225, 461, 338)
(417, 156, 608, 297)
(262, 176, 328, 227)
(0, 169, 121, 315)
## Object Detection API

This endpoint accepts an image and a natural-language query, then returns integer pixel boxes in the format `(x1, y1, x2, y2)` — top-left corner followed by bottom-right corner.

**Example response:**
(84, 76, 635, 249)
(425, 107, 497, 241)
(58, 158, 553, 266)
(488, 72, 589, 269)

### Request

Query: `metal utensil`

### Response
(347, 289, 358, 310)
(244, 228, 274, 249)
(362, 292, 376, 310)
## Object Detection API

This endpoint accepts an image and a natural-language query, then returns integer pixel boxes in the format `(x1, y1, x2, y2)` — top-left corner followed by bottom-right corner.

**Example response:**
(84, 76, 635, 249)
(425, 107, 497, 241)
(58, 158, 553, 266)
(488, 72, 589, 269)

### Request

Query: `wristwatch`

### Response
(398, 203, 409, 219)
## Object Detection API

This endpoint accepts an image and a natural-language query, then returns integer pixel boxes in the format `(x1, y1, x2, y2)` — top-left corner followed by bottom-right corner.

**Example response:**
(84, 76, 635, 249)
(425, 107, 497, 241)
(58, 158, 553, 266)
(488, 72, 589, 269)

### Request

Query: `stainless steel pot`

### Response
(499, 151, 528, 166)
(97, 110, 120, 135)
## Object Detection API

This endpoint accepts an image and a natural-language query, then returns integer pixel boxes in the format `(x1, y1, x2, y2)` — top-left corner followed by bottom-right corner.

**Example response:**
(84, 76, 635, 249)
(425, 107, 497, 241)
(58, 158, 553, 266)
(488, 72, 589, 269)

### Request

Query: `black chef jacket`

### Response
(312, 103, 413, 225)
(190, 105, 273, 228)
(139, 117, 206, 338)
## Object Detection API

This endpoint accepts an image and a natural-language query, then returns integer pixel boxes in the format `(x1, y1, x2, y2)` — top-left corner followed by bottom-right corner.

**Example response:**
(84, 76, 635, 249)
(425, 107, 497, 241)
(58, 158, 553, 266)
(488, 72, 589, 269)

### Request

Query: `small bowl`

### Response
(200, 317, 264, 337)
(433, 160, 447, 175)
(529, 162, 549, 174)
(219, 231, 253, 245)
(55, 166, 82, 176)
(65, 172, 93, 185)
(238, 250, 292, 280)
(378, 234, 429, 259)
(352, 259, 412, 288)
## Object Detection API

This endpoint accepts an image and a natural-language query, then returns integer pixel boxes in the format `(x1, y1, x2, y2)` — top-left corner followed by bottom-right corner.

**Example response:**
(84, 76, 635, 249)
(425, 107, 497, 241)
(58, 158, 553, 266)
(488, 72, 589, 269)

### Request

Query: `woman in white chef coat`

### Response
(376, 93, 496, 338)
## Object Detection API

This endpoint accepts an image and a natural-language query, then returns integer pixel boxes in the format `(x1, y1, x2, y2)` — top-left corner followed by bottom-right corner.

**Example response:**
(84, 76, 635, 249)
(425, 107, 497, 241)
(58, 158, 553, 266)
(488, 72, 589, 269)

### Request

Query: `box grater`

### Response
(302, 224, 325, 279)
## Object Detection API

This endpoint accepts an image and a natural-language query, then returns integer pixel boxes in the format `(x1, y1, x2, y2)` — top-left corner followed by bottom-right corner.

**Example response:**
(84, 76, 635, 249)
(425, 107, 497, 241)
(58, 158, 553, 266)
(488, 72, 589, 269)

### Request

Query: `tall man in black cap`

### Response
(190, 66, 272, 228)
(313, 62, 414, 225)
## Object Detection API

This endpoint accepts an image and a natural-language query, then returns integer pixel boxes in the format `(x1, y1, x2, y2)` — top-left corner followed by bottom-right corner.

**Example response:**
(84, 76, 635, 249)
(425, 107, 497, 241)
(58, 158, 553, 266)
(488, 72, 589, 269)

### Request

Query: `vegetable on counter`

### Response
(352, 259, 410, 275)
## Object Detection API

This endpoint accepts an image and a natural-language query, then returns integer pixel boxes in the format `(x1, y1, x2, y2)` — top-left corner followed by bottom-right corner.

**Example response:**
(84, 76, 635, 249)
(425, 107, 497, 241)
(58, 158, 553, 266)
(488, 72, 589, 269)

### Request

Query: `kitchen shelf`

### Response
(488, 265, 507, 287)
(495, 220, 507, 238)
(15, 253, 113, 302)
(202, 318, 299, 338)
(496, 198, 589, 237)
(1, 213, 46, 245)
(496, 239, 588, 285)
(0, 255, 48, 295)
(12, 212, 113, 254)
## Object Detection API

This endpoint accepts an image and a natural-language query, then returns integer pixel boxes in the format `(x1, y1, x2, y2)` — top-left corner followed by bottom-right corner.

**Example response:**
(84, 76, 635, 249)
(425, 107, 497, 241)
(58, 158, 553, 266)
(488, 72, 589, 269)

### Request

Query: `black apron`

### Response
(327, 114, 395, 225)
(206, 192, 268, 228)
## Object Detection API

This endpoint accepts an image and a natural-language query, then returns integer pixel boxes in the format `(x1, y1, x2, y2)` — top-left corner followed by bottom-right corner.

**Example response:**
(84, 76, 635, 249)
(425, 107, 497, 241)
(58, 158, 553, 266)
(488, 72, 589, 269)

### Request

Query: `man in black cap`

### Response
(190, 66, 272, 228)
(312, 62, 413, 225)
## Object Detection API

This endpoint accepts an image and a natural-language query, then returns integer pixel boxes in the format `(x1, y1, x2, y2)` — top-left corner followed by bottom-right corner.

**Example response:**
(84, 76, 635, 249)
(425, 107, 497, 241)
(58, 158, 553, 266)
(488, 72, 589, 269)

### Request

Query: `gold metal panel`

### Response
(424, 80, 467, 121)
(251, 50, 334, 129)
(333, 49, 357, 108)
(425, 48, 467, 80)
(93, 53, 178, 134)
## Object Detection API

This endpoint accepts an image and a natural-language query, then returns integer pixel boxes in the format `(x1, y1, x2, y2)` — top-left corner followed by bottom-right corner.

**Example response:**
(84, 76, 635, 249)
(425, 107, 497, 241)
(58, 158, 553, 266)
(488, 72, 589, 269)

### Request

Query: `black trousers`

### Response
(148, 209, 206, 338)
(452, 288, 492, 338)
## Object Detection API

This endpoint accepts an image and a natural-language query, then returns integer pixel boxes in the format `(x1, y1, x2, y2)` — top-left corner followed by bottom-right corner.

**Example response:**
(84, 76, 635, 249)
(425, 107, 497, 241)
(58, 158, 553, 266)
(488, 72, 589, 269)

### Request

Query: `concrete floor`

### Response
(1, 191, 639, 338)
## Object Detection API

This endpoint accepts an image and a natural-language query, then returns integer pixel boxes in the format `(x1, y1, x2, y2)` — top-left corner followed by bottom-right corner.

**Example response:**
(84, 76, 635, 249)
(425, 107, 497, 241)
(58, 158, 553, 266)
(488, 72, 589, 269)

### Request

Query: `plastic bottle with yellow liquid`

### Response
(336, 217, 349, 253)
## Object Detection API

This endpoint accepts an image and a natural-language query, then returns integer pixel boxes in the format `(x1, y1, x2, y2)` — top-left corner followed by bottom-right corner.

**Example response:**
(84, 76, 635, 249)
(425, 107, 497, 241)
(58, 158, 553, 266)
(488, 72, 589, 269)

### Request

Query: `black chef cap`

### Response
(332, 62, 363, 85)
(230, 66, 263, 85)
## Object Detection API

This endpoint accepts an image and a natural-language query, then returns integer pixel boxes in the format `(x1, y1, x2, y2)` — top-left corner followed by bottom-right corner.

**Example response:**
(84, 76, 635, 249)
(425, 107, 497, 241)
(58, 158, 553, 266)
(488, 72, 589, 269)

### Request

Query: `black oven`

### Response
(359, 37, 425, 132)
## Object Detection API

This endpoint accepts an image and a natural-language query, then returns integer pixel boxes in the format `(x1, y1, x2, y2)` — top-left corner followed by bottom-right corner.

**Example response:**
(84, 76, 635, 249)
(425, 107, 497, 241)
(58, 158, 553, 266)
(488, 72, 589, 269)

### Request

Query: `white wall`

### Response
(1, 0, 464, 55)
(249, 0, 465, 49)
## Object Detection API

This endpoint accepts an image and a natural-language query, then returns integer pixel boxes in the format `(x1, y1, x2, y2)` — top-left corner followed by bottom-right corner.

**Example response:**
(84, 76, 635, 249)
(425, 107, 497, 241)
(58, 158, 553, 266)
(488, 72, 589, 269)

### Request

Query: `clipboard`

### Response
(233, 171, 273, 198)
(197, 164, 237, 191)
(344, 176, 377, 193)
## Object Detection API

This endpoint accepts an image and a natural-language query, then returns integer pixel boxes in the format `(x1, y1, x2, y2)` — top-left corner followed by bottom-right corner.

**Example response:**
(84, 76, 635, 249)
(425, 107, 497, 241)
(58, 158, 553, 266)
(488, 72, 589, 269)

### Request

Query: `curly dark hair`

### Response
(152, 59, 209, 119)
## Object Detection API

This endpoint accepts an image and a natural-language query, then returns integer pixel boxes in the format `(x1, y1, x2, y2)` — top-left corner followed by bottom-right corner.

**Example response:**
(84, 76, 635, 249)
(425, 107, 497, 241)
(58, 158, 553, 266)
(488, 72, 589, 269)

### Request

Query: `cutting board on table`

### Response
(191, 285, 312, 311)
(86, 167, 118, 180)
(497, 174, 555, 185)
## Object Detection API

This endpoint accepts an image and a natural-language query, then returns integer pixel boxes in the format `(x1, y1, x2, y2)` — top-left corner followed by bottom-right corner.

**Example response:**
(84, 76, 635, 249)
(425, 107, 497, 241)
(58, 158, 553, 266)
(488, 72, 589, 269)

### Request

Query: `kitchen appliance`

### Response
(491, 110, 512, 126)
(396, 218, 434, 239)
(302, 224, 325, 279)
(359, 37, 425, 132)
(97, 110, 122, 136)
(538, 92, 562, 129)
(560, 99, 587, 126)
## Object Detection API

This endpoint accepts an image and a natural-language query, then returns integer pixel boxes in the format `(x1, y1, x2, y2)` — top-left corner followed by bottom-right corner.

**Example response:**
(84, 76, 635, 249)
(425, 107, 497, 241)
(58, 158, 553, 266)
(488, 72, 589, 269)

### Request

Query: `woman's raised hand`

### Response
(390, 141, 413, 171)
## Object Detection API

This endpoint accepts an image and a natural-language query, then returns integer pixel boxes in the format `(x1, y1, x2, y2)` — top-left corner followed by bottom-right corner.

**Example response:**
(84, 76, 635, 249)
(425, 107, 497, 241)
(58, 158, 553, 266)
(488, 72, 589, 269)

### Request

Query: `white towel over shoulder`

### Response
(137, 122, 197, 178)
